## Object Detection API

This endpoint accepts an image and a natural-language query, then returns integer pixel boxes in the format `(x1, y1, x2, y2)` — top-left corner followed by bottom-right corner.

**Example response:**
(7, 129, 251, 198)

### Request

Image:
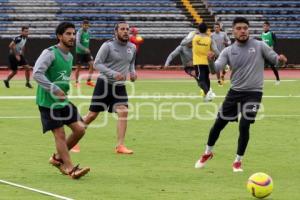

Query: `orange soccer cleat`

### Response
(86, 81, 95, 87)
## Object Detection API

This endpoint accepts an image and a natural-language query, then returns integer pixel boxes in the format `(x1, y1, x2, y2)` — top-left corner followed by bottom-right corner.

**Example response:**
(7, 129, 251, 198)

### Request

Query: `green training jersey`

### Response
(36, 46, 73, 109)
(261, 31, 274, 47)
(76, 28, 90, 54)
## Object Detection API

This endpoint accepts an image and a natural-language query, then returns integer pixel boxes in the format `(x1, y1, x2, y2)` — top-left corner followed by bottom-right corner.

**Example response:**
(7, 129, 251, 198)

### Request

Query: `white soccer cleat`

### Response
(195, 152, 213, 169)
(203, 91, 216, 102)
(210, 91, 216, 98)
(275, 80, 280, 85)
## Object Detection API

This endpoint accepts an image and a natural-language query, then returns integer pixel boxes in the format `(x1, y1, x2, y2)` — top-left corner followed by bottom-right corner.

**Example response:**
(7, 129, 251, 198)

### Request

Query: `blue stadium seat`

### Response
(206, 0, 300, 38)
(0, 0, 194, 39)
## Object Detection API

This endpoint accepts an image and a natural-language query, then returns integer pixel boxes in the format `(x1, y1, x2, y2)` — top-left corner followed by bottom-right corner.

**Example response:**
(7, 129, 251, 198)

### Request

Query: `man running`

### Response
(195, 17, 287, 172)
(82, 21, 137, 154)
(33, 22, 90, 179)
(3, 26, 33, 89)
(211, 22, 231, 86)
(164, 41, 205, 95)
(74, 20, 95, 87)
(261, 21, 280, 85)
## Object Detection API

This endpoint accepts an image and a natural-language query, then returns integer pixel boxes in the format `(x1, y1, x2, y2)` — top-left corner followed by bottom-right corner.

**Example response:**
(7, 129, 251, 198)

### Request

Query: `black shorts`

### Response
(76, 53, 93, 65)
(8, 54, 27, 71)
(89, 78, 128, 113)
(217, 89, 263, 123)
(38, 102, 82, 133)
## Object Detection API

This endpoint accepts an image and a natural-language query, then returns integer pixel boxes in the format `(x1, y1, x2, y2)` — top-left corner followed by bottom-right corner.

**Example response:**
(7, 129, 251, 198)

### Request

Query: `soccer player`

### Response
(3, 26, 33, 89)
(191, 22, 217, 102)
(211, 22, 231, 86)
(164, 41, 203, 90)
(194, 17, 287, 172)
(33, 22, 90, 179)
(129, 27, 144, 68)
(74, 20, 95, 87)
(261, 21, 280, 85)
(83, 21, 137, 154)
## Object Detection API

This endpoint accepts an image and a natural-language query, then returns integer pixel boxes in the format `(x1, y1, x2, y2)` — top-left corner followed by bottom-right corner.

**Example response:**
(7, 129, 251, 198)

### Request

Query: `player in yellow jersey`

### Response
(192, 23, 217, 102)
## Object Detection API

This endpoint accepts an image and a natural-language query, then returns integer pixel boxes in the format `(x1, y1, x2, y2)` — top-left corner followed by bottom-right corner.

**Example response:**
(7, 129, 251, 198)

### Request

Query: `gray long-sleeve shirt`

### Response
(33, 46, 72, 93)
(94, 38, 136, 84)
(164, 45, 193, 67)
(211, 31, 231, 56)
(209, 38, 280, 92)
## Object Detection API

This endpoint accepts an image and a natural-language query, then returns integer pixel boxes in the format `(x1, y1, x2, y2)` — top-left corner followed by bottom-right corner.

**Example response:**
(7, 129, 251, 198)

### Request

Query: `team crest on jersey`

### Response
(248, 47, 256, 53)
(56, 71, 70, 81)
(127, 48, 132, 54)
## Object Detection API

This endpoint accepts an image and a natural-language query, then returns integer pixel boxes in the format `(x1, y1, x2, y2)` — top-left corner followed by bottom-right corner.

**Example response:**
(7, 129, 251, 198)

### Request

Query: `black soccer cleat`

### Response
(25, 82, 33, 89)
(3, 80, 9, 88)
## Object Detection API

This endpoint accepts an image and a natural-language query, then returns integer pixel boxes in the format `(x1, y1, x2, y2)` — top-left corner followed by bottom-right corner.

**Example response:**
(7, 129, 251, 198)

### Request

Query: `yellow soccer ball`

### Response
(247, 172, 273, 199)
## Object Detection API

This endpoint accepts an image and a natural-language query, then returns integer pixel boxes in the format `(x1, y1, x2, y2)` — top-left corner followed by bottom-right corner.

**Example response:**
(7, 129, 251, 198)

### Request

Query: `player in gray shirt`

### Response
(195, 17, 287, 172)
(164, 41, 204, 96)
(83, 21, 136, 154)
(211, 23, 231, 86)
(165, 43, 193, 68)
(3, 26, 33, 89)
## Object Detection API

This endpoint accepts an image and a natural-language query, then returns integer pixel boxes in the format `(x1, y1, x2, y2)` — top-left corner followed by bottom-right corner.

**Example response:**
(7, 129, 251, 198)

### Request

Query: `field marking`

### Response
(0, 179, 74, 200)
(0, 116, 39, 119)
(138, 79, 299, 83)
(0, 95, 300, 100)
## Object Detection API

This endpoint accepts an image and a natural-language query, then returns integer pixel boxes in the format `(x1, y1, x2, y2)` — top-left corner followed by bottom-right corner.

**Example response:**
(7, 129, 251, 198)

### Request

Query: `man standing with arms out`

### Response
(83, 21, 137, 154)
(74, 20, 95, 87)
(192, 22, 216, 102)
(3, 26, 33, 89)
(33, 22, 90, 179)
(194, 17, 287, 172)
(261, 21, 280, 85)
(211, 22, 231, 86)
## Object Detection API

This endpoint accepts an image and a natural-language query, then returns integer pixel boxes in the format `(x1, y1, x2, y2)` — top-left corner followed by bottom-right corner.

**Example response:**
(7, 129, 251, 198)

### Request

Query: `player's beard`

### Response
(236, 35, 249, 43)
(62, 40, 74, 48)
(117, 34, 128, 43)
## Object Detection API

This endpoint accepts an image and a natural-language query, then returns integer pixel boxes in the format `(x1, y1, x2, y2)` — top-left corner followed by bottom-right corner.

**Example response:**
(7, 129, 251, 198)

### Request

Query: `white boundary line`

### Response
(0, 116, 39, 119)
(0, 179, 74, 200)
(138, 79, 299, 83)
(0, 95, 300, 100)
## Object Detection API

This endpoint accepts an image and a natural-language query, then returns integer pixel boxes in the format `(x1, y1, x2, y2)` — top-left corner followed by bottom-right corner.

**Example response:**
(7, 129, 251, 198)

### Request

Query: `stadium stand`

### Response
(204, 0, 300, 39)
(1, 0, 300, 64)
(0, 0, 206, 39)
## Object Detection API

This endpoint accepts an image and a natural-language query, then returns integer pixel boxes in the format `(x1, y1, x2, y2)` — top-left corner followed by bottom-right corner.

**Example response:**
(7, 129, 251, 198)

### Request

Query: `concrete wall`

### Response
(0, 38, 299, 67)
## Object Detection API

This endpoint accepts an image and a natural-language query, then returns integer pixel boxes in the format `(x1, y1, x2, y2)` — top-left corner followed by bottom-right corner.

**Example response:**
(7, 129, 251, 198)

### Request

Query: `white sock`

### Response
(235, 155, 243, 162)
(205, 145, 213, 154)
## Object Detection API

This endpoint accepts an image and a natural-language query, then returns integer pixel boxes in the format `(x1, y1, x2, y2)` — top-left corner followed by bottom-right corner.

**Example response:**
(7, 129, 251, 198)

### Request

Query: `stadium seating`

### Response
(1, 0, 299, 39)
(0, 0, 197, 39)
(205, 0, 300, 39)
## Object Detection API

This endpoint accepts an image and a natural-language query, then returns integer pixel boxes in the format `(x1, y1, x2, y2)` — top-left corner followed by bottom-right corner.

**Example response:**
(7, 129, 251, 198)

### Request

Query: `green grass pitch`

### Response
(0, 79, 299, 200)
